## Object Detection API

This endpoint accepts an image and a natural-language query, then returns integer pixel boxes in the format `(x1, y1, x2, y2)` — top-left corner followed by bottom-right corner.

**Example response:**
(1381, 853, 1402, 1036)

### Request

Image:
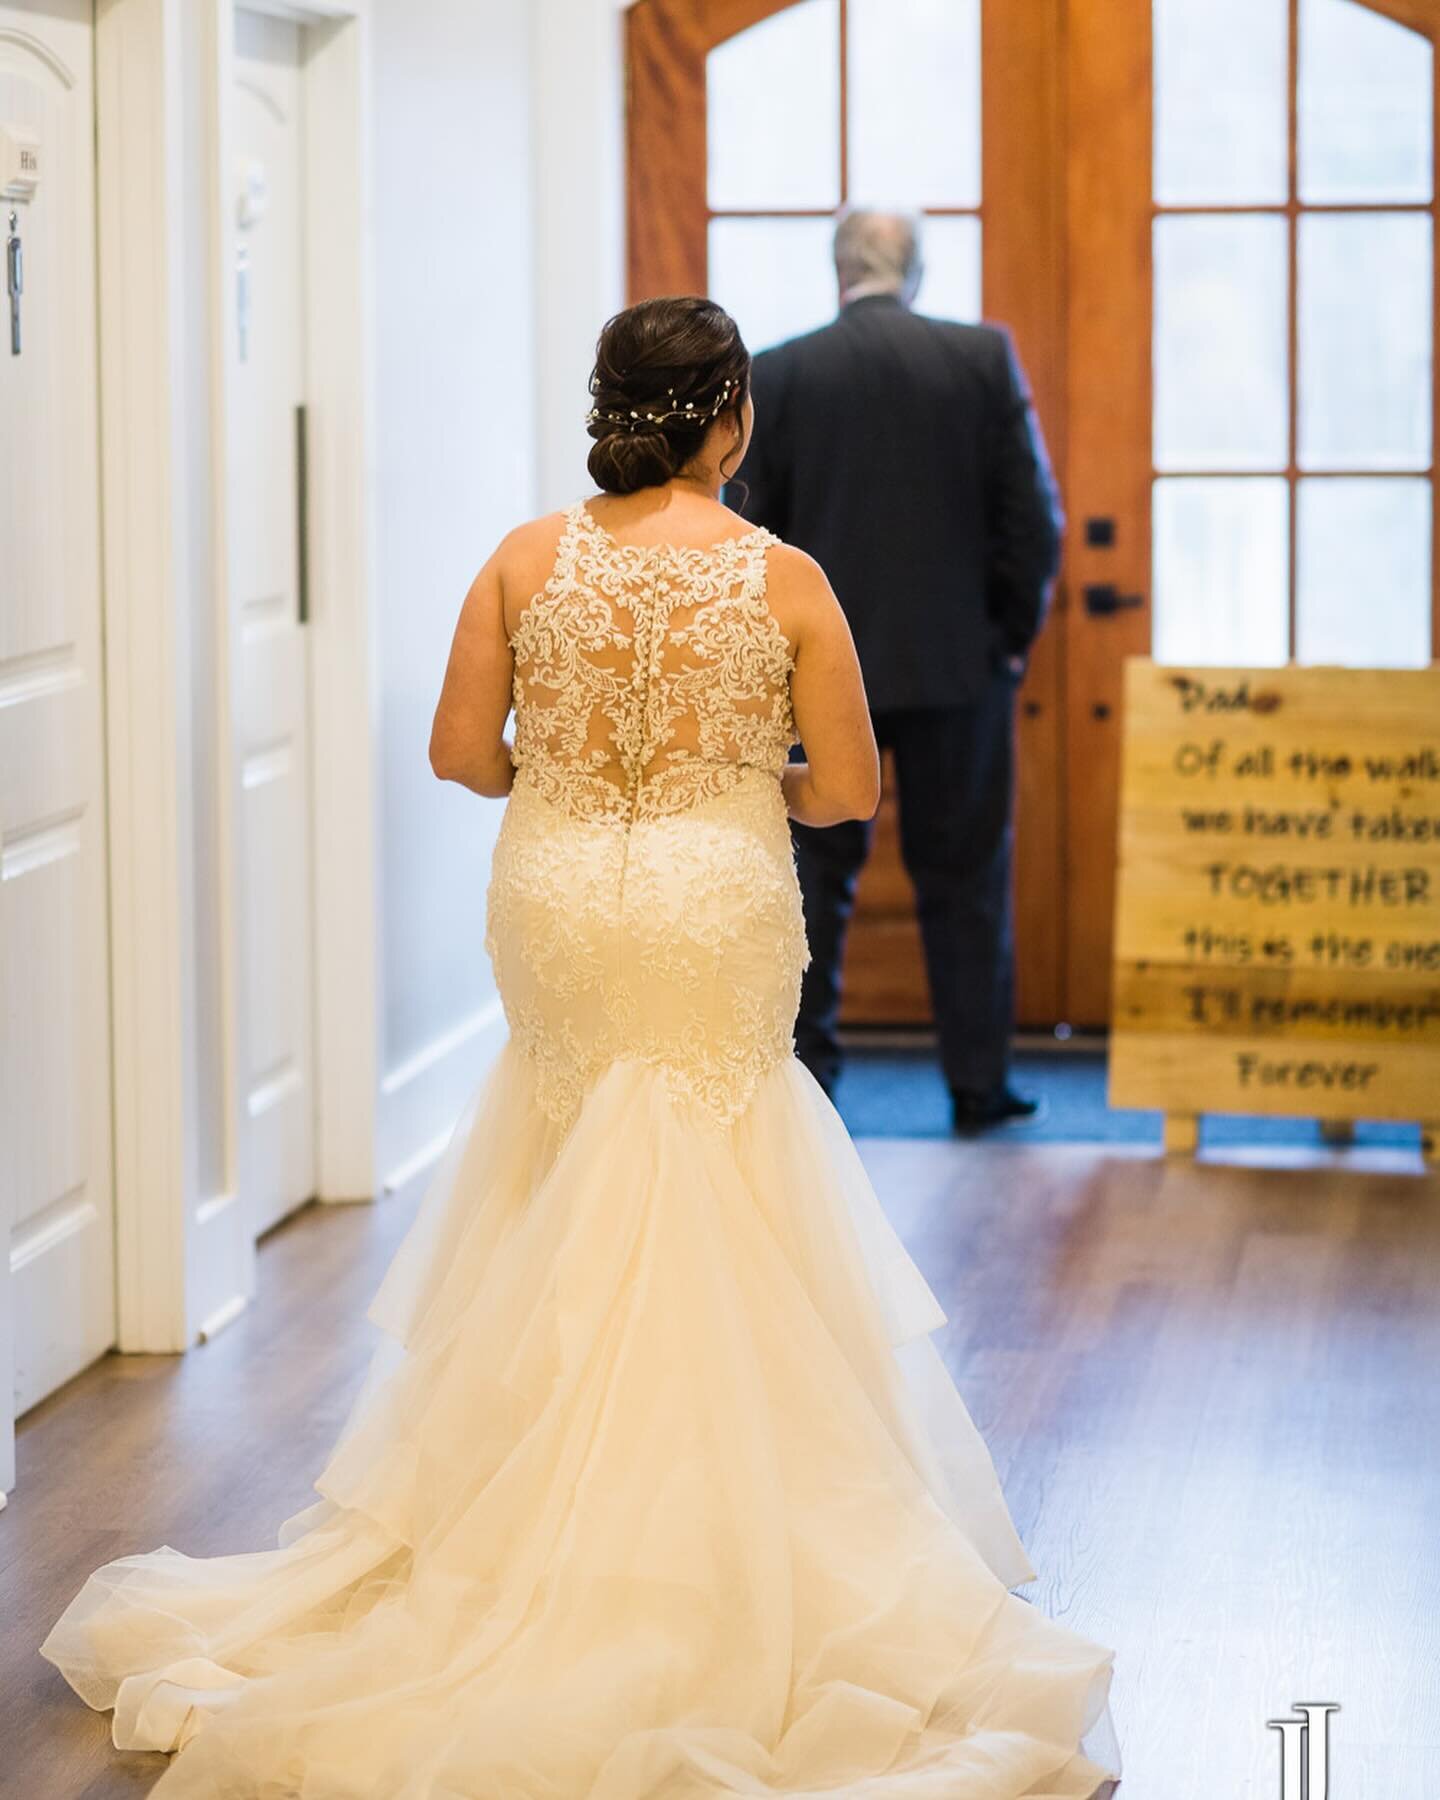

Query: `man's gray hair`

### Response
(833, 206, 924, 299)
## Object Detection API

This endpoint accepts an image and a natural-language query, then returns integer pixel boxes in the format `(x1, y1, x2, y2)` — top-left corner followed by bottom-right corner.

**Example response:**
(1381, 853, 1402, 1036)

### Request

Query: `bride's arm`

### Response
(773, 548, 880, 827)
(429, 542, 517, 798)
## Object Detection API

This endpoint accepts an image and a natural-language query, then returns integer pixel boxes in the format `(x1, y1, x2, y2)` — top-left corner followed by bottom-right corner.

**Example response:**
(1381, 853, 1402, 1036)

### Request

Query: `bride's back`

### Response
(506, 498, 798, 825)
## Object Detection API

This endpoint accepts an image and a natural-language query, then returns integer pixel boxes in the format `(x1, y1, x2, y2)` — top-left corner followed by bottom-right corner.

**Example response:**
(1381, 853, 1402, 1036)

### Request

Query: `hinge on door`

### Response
(295, 403, 309, 625)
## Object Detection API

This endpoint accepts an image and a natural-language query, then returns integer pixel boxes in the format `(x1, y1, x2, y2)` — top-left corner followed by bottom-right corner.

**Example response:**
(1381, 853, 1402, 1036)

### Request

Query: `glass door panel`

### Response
(915, 216, 983, 324)
(706, 1, 841, 211)
(1297, 477, 1432, 664)
(1151, 0, 1436, 672)
(845, 0, 981, 207)
(1153, 0, 1288, 206)
(1299, 0, 1433, 203)
(1152, 215, 1289, 472)
(708, 217, 839, 353)
(1152, 479, 1290, 665)
(1297, 211, 1432, 472)
(1063, 0, 1437, 1026)
(703, 0, 984, 361)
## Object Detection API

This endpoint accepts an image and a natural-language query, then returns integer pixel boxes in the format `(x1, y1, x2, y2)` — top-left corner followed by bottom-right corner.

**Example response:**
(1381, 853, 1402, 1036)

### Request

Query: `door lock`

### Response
(1082, 583, 1145, 617)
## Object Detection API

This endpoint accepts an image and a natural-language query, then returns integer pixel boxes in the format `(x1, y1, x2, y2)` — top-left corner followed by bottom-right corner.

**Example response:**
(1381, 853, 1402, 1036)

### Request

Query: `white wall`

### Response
(369, 0, 538, 1192)
(366, 0, 632, 1196)
(532, 0, 627, 512)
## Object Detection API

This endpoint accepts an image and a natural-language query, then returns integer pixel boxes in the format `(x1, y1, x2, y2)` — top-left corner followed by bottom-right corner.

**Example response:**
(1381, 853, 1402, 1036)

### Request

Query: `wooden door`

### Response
(626, 0, 1068, 1027)
(1065, 0, 1440, 1024)
(0, 0, 115, 1489)
(232, 7, 319, 1237)
(628, 0, 1439, 1034)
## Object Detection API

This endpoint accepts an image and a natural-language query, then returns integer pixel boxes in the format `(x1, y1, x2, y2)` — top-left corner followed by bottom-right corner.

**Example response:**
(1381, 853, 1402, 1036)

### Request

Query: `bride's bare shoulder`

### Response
(485, 510, 573, 622)
(761, 542, 840, 648)
(494, 509, 571, 574)
(763, 540, 828, 585)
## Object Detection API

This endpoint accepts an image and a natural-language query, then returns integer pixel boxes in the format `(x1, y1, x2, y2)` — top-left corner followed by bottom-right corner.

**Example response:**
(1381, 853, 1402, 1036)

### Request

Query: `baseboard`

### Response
(374, 999, 507, 1202)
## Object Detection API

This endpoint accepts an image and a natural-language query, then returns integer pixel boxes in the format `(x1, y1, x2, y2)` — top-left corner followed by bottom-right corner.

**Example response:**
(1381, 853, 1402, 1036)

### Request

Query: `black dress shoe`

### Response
(950, 1084, 1045, 1134)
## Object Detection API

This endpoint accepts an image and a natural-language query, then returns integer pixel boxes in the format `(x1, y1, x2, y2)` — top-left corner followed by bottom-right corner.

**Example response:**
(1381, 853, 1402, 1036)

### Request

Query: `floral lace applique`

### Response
(508, 502, 797, 825)
(486, 505, 810, 1131)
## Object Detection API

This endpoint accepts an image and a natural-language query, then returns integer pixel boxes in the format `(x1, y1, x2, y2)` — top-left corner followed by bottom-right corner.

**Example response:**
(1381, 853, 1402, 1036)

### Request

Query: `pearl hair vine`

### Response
(586, 377, 737, 432)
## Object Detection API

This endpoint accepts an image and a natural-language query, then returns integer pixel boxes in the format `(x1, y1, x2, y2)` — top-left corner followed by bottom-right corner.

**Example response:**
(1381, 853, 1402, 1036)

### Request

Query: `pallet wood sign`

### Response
(1108, 660, 1440, 1159)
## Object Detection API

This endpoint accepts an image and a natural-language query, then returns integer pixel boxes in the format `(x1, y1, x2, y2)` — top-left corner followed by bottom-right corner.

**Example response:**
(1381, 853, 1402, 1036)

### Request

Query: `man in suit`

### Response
(734, 206, 1063, 1132)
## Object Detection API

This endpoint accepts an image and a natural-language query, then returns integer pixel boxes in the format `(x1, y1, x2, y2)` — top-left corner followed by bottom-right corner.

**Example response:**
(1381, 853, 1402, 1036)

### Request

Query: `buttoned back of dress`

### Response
(485, 501, 810, 1131)
(508, 501, 797, 825)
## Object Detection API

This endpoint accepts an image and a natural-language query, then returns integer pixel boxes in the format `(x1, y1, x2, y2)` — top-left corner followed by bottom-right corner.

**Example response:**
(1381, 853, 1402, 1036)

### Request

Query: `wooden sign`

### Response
(1109, 660, 1440, 1152)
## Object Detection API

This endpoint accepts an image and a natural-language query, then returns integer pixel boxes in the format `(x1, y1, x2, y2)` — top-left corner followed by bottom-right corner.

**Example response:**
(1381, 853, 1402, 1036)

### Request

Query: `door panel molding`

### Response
(0, 24, 77, 84)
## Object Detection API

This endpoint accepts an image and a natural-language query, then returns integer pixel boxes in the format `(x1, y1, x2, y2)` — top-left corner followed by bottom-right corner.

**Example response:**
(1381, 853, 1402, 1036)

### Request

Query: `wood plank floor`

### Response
(3, 1139, 1437, 1798)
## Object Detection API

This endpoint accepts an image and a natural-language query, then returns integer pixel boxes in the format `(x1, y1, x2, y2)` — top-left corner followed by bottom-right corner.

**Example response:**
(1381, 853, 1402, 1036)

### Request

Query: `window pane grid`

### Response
(705, 0, 986, 350)
(1148, 200, 1432, 216)
(705, 3, 984, 218)
(706, 206, 984, 218)
(1151, 0, 1435, 666)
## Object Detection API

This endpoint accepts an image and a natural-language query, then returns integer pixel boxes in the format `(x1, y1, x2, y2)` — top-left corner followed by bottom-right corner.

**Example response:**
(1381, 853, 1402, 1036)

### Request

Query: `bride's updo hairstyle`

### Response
(586, 296, 751, 496)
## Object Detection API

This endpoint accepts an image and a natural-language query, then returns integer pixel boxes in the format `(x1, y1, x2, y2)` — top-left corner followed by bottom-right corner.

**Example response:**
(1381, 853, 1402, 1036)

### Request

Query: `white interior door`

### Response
(232, 7, 318, 1239)
(0, 0, 114, 1491)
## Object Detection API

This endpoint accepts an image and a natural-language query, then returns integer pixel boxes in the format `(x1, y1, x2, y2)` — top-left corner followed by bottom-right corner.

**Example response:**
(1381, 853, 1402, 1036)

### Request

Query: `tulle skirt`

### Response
(39, 1044, 1120, 1797)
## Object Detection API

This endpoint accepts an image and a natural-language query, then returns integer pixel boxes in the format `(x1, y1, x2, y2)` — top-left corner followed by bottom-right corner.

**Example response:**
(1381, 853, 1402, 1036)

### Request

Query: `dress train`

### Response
(41, 1044, 1119, 1798)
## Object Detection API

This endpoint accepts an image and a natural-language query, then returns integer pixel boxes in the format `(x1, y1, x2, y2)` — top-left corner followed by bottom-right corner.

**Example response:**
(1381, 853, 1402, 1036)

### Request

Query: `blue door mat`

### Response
(832, 1043, 1426, 1150)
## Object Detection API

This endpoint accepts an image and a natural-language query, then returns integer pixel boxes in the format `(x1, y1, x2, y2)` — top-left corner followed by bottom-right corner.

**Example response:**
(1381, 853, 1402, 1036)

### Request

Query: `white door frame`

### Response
(95, 0, 379, 1352)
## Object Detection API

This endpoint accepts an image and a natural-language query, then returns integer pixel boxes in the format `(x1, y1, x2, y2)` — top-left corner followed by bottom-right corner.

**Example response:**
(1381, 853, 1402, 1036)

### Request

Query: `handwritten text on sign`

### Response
(1108, 662, 1440, 1122)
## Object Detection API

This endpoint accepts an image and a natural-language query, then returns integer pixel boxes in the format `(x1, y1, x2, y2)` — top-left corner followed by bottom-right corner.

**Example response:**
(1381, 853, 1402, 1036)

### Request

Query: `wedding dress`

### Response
(40, 500, 1121, 1798)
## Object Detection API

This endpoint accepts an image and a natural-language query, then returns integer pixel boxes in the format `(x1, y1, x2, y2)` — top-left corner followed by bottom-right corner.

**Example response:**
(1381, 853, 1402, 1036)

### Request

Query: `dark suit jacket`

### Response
(731, 294, 1063, 711)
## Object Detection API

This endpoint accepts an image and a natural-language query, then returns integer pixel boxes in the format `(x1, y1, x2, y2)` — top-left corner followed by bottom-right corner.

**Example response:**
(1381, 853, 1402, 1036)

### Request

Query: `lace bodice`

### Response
(487, 500, 809, 1133)
(509, 501, 797, 824)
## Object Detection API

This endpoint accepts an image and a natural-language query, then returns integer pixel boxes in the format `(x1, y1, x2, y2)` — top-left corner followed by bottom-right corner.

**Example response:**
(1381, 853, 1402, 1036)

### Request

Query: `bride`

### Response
(40, 296, 1121, 1797)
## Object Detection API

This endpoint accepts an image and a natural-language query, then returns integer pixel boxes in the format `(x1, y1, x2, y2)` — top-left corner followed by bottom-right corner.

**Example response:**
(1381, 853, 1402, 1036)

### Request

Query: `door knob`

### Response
(1082, 583, 1145, 617)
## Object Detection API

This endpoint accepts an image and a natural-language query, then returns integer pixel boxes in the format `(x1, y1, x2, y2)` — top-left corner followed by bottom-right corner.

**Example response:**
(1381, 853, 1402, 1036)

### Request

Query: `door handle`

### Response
(6, 210, 21, 356)
(1083, 583, 1145, 617)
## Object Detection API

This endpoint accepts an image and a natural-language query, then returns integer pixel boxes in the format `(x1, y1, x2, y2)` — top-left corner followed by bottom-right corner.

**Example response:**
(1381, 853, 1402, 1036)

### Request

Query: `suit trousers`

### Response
(790, 673, 1017, 1098)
